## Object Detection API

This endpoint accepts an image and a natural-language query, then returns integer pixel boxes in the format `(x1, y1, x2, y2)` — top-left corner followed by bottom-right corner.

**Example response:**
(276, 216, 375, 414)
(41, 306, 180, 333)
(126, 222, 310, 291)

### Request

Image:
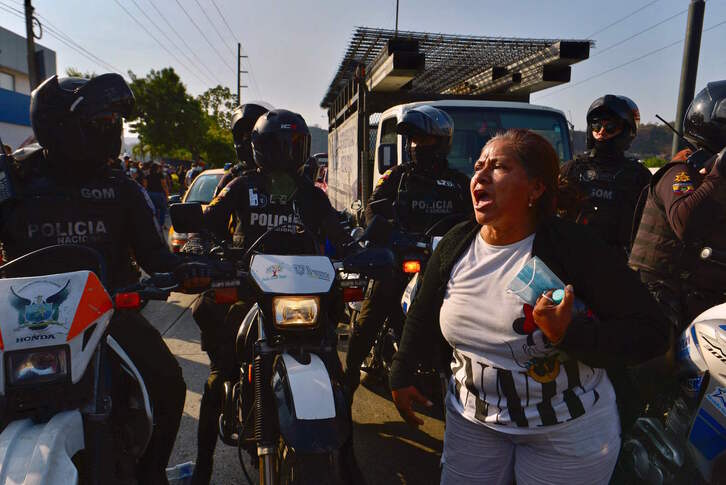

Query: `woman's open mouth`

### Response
(473, 187, 493, 210)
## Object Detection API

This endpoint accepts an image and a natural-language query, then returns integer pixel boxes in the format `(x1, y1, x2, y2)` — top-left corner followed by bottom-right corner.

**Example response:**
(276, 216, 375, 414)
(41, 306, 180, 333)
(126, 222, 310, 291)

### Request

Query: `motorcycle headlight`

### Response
(6, 347, 69, 386)
(272, 296, 320, 329)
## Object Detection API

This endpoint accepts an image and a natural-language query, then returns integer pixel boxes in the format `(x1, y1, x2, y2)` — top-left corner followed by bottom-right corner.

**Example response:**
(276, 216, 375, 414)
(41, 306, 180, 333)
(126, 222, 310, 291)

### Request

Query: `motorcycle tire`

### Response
(277, 442, 346, 485)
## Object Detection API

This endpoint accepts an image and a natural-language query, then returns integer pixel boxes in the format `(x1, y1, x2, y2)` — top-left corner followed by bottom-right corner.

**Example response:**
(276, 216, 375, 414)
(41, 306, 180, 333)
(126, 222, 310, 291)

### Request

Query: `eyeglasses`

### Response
(591, 119, 620, 135)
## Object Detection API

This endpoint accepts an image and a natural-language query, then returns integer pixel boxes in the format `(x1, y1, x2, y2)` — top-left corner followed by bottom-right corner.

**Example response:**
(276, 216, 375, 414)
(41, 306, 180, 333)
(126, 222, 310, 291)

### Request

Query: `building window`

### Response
(0, 72, 14, 91)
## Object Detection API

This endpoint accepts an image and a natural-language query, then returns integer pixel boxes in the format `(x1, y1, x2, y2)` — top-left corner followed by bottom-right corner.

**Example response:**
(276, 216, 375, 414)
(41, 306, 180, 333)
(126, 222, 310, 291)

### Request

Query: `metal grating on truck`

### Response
(322, 26, 592, 121)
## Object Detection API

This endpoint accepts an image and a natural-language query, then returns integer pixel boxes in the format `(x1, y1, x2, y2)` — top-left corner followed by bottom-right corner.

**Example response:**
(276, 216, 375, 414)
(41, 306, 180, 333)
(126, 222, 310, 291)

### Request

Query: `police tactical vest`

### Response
(395, 168, 468, 234)
(568, 155, 644, 249)
(629, 163, 685, 279)
(234, 173, 304, 253)
(0, 153, 131, 285)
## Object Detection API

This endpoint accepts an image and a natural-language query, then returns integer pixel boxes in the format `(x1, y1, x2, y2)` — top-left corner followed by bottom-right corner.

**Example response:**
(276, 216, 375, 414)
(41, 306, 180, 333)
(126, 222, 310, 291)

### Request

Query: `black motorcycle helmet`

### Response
(585, 95, 640, 151)
(231, 101, 272, 166)
(683, 80, 726, 154)
(251, 109, 311, 173)
(396, 105, 454, 168)
(30, 74, 134, 167)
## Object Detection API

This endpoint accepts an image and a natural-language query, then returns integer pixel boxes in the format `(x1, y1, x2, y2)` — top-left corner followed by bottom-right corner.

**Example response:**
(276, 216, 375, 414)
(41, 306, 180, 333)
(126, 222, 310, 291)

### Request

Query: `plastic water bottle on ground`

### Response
(166, 461, 194, 485)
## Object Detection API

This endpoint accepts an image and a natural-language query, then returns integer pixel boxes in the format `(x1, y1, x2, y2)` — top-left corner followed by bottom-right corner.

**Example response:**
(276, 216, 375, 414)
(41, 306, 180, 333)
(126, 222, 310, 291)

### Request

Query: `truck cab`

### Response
(373, 100, 572, 187)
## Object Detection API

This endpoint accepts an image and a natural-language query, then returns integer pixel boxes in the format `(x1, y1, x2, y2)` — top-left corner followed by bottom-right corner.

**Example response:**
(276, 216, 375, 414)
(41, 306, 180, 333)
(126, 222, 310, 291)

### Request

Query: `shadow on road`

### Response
(353, 420, 442, 485)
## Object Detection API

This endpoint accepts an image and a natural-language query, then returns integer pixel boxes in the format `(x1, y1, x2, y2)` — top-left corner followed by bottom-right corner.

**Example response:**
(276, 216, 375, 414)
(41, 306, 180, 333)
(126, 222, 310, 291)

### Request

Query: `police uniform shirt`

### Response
(203, 172, 351, 254)
(366, 163, 472, 232)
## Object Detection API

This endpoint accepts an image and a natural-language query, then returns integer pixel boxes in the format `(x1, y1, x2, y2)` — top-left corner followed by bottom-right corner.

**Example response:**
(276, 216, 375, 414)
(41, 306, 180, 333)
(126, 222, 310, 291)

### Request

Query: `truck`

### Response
(322, 28, 591, 213)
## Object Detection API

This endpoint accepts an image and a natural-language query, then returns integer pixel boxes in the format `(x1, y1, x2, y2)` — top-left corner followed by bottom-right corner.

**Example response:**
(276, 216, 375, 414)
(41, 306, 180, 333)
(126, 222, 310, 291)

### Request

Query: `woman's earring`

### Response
(528, 200, 534, 208)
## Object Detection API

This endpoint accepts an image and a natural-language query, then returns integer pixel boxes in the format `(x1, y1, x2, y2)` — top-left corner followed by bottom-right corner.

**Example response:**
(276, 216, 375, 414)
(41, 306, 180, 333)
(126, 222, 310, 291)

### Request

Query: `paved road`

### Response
(143, 294, 445, 484)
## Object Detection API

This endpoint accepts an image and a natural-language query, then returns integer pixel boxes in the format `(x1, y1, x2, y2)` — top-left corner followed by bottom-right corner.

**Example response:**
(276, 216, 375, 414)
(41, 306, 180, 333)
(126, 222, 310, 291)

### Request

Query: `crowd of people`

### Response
(1, 68, 725, 485)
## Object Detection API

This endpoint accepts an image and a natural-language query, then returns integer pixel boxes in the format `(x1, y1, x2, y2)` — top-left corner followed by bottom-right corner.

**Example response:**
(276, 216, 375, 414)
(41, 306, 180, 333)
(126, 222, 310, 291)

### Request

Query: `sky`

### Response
(1, 0, 725, 132)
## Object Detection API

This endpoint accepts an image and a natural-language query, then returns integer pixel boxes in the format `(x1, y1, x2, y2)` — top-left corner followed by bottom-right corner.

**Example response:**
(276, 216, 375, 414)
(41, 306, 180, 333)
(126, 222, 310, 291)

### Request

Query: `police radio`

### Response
(0, 135, 17, 203)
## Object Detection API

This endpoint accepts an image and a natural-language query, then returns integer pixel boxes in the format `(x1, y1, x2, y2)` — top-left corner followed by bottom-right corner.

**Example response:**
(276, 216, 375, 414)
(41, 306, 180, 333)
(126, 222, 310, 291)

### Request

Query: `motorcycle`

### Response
(169, 202, 393, 485)
(616, 247, 726, 484)
(357, 212, 465, 403)
(0, 244, 177, 485)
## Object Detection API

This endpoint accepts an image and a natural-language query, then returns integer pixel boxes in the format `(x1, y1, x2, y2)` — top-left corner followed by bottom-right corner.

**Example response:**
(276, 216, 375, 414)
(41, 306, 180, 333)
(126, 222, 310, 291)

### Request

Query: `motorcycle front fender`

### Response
(272, 352, 350, 454)
(0, 410, 84, 485)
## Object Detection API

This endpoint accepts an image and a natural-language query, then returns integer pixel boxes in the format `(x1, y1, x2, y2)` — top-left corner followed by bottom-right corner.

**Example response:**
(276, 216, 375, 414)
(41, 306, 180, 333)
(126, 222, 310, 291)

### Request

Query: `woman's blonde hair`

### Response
(482, 129, 559, 218)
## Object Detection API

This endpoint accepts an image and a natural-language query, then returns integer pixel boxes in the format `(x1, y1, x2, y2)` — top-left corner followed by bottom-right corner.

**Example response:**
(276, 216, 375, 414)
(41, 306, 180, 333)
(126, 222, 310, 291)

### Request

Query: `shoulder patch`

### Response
(376, 169, 393, 187)
(672, 170, 694, 195)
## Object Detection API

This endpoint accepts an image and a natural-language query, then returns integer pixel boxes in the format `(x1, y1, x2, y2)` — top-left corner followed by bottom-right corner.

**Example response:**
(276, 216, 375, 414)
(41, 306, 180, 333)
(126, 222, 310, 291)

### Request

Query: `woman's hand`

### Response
(391, 386, 433, 428)
(533, 284, 575, 344)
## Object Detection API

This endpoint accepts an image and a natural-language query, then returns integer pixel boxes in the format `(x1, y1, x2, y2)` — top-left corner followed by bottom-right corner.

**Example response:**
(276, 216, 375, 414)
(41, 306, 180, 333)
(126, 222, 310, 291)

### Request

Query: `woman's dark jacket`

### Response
(390, 216, 669, 391)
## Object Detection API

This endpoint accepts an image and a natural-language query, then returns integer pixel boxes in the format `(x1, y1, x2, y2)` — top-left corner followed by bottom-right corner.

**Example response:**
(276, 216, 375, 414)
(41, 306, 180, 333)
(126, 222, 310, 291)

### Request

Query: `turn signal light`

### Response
(343, 287, 365, 302)
(214, 287, 239, 304)
(402, 261, 421, 274)
(115, 292, 141, 309)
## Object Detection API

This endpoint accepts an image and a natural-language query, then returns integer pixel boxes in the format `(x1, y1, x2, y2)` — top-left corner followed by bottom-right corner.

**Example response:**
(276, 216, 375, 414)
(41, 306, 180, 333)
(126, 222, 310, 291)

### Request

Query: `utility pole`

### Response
(672, 0, 705, 158)
(395, 0, 400, 36)
(237, 42, 248, 106)
(24, 0, 38, 90)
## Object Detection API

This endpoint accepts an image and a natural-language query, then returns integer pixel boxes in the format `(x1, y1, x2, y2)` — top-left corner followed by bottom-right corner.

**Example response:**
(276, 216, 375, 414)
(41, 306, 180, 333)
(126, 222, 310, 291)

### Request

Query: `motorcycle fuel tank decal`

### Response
(279, 353, 336, 420)
(706, 387, 726, 418)
(66, 272, 112, 341)
(0, 271, 90, 351)
(250, 255, 335, 294)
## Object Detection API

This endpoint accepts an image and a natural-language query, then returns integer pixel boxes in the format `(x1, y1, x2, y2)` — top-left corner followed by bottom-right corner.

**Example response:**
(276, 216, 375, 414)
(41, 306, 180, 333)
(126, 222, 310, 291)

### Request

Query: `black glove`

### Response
(173, 261, 212, 293)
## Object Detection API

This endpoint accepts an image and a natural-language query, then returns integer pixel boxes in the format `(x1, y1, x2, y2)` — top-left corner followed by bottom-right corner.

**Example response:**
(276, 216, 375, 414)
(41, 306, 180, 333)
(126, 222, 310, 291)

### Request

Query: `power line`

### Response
(592, 8, 687, 59)
(143, 0, 225, 86)
(192, 0, 236, 57)
(128, 0, 216, 85)
(0, 2, 123, 74)
(204, 0, 264, 99)
(112, 0, 209, 85)
(586, 0, 662, 38)
(172, 0, 235, 73)
(538, 17, 726, 100)
(209, 0, 237, 40)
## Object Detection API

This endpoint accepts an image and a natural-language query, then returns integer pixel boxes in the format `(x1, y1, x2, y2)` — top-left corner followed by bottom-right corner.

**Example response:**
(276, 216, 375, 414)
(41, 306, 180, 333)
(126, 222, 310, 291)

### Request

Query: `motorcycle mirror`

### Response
(350, 227, 365, 241)
(350, 199, 362, 212)
(343, 247, 395, 280)
(169, 202, 204, 233)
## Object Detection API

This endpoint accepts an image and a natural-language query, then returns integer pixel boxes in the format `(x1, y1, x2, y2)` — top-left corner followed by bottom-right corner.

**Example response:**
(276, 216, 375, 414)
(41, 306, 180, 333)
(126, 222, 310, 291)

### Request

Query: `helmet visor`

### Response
(81, 111, 123, 160)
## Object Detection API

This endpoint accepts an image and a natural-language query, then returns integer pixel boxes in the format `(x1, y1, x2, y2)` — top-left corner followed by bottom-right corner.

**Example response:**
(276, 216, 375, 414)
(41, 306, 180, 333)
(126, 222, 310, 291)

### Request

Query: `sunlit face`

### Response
(470, 140, 543, 227)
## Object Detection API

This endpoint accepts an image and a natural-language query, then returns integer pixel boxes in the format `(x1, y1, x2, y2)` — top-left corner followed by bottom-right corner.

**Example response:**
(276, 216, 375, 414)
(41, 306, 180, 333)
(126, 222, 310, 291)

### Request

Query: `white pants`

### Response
(441, 399, 621, 485)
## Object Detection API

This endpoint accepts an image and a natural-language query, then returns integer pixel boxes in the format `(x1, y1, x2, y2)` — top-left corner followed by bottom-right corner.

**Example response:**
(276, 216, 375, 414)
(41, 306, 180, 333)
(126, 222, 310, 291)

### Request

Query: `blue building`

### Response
(0, 26, 56, 150)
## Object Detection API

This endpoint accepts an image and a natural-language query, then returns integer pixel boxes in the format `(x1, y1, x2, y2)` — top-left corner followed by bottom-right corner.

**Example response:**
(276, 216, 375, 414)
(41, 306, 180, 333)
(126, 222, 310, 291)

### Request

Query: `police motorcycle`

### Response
(0, 244, 178, 485)
(358, 205, 466, 400)
(170, 203, 392, 485)
(615, 248, 726, 484)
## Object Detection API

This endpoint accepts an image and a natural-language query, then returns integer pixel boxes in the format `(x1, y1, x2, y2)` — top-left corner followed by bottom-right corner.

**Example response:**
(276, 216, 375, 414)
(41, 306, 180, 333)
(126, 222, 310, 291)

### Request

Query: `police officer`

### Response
(192, 109, 353, 484)
(344, 105, 471, 398)
(2, 74, 208, 483)
(213, 102, 272, 197)
(190, 101, 270, 485)
(630, 81, 726, 330)
(559, 95, 651, 256)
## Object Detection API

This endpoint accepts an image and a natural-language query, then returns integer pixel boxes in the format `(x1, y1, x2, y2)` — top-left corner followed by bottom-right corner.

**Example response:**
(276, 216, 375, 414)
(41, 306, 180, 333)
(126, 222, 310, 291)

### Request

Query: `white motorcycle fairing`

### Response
(0, 410, 84, 485)
(679, 302, 726, 481)
(250, 254, 335, 294)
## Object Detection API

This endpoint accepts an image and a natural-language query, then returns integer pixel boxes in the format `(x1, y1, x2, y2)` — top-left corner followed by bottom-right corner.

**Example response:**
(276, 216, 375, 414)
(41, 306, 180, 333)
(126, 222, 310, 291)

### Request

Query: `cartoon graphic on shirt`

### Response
(509, 303, 563, 384)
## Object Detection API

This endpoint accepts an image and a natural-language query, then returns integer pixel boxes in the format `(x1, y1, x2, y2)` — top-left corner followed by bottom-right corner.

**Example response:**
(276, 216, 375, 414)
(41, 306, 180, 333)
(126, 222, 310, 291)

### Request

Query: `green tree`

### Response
(198, 85, 237, 130)
(126, 68, 208, 158)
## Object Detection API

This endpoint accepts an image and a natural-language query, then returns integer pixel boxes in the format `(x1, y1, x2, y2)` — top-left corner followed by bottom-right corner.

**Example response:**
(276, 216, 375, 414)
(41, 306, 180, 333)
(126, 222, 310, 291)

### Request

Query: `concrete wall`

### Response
(0, 26, 56, 82)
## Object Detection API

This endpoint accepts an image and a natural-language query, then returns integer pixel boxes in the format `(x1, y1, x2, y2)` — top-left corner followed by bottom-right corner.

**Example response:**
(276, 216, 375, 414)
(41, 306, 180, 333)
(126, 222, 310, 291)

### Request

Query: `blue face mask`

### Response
(507, 256, 564, 306)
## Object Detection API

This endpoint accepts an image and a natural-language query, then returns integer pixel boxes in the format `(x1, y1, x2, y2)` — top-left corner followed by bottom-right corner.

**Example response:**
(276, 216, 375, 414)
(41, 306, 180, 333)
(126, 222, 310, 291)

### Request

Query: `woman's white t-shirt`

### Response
(439, 232, 617, 434)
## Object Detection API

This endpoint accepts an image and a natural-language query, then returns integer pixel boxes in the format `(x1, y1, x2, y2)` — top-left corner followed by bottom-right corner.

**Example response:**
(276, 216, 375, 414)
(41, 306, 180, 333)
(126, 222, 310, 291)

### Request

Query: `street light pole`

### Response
(671, 0, 705, 158)
(24, 0, 38, 90)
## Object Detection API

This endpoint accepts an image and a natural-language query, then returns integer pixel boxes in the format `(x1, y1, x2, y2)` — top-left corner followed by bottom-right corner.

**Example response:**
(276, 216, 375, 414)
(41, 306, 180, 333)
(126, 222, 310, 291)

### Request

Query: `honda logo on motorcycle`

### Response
(15, 334, 56, 343)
